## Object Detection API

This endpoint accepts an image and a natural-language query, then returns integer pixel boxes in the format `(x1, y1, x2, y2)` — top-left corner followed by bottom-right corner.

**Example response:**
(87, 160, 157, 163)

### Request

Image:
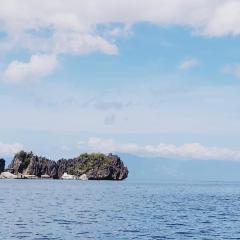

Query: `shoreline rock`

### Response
(0, 172, 17, 179)
(7, 151, 128, 180)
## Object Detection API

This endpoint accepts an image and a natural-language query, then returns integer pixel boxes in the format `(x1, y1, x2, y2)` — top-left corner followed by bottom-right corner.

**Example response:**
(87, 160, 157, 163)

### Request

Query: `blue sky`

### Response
(1, 0, 240, 161)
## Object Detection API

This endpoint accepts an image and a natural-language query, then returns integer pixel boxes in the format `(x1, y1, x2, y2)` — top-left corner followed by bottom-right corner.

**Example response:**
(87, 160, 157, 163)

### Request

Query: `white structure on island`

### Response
(61, 172, 88, 180)
(61, 172, 76, 180)
(41, 174, 50, 179)
(79, 174, 88, 180)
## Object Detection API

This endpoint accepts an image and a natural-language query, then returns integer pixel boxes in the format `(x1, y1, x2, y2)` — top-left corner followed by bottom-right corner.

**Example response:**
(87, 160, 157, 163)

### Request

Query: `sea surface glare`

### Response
(1, 180, 240, 239)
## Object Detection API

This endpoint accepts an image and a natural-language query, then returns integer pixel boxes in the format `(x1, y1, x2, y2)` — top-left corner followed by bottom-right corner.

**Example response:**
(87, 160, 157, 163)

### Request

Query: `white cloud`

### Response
(78, 137, 139, 154)
(178, 58, 199, 71)
(1, 1, 240, 38)
(0, 143, 23, 157)
(3, 54, 58, 83)
(94, 100, 130, 110)
(222, 64, 240, 78)
(104, 114, 116, 125)
(78, 137, 240, 161)
(53, 32, 118, 55)
(1, 1, 240, 82)
(202, 1, 240, 37)
(61, 145, 71, 152)
(107, 24, 132, 37)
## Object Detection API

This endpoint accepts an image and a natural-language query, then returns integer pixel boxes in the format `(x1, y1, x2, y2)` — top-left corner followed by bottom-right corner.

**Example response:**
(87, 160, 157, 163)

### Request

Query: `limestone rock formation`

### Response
(8, 151, 128, 180)
(9, 151, 58, 178)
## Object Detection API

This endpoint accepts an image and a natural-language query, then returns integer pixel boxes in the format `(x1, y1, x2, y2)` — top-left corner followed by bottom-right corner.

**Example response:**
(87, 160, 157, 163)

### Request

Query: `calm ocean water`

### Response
(1, 180, 240, 239)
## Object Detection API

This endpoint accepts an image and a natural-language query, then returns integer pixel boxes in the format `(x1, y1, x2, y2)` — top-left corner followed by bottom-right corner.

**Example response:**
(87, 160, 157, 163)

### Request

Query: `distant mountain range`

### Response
(119, 153, 240, 182)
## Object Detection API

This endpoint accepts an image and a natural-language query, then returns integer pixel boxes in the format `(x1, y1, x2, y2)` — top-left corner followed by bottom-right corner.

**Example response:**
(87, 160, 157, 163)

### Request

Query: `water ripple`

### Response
(1, 180, 240, 239)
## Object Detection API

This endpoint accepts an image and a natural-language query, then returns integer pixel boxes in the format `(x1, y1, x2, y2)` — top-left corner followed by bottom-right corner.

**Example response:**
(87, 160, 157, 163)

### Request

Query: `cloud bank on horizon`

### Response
(76, 137, 240, 161)
(3, 138, 240, 162)
(1, 1, 240, 161)
(0, 143, 22, 157)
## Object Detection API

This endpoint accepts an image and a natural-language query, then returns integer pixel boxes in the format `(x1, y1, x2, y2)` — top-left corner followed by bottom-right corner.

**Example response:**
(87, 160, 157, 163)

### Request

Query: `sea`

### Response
(1, 180, 240, 239)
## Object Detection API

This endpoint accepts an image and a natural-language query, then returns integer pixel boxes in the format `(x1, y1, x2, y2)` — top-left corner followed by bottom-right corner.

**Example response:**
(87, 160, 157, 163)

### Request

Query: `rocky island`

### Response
(0, 151, 128, 180)
(0, 158, 5, 174)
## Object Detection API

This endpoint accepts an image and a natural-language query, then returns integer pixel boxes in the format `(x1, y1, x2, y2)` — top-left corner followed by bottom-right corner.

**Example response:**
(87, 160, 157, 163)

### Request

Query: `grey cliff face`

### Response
(9, 151, 128, 180)
(86, 154, 128, 180)
(9, 151, 59, 179)
(0, 158, 5, 173)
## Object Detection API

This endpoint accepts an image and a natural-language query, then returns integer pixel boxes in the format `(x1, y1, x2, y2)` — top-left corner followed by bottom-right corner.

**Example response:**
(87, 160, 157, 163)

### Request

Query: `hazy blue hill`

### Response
(119, 153, 240, 181)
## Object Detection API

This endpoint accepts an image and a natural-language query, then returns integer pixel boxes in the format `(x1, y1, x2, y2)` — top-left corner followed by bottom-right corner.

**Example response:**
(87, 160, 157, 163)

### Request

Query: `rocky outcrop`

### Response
(8, 151, 128, 180)
(9, 151, 58, 178)
(0, 158, 5, 173)
(0, 172, 17, 179)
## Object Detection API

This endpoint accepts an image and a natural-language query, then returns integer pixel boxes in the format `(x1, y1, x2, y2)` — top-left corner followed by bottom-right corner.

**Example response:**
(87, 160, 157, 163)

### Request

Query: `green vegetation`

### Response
(80, 152, 111, 161)
(17, 150, 27, 161)
(68, 168, 76, 175)
(67, 153, 113, 175)
(14, 151, 115, 176)
(16, 150, 31, 169)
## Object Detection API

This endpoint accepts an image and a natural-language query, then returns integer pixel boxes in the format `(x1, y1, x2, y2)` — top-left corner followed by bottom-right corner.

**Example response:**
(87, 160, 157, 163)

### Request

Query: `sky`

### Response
(1, 0, 240, 162)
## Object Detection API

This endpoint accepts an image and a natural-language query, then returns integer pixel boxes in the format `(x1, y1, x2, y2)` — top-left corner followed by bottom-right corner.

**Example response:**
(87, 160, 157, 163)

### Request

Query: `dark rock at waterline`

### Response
(9, 151, 128, 180)
(0, 158, 5, 173)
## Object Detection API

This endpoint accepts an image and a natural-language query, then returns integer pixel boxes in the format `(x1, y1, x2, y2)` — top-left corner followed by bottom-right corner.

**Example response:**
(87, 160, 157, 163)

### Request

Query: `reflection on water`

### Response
(1, 180, 240, 239)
